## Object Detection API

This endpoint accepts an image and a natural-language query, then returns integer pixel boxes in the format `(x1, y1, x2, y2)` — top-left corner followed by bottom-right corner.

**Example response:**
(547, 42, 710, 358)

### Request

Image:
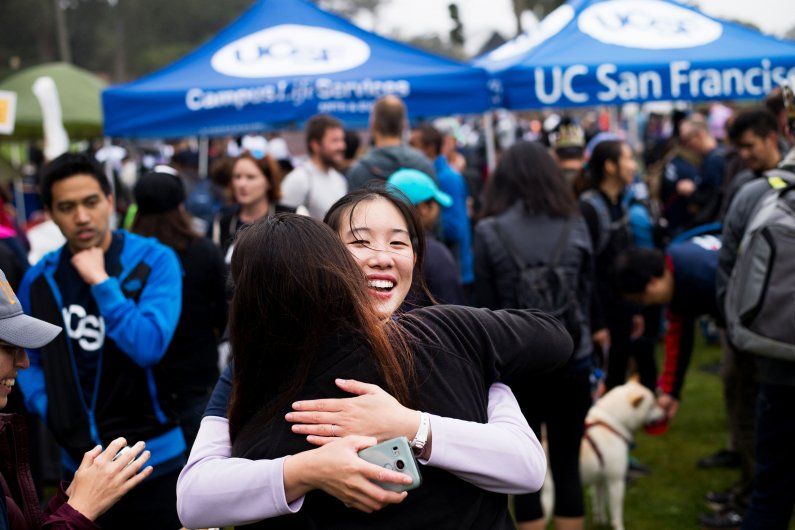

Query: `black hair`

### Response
(728, 109, 778, 144)
(40, 152, 111, 208)
(614, 248, 666, 294)
(555, 145, 585, 161)
(344, 129, 361, 160)
(414, 125, 443, 156)
(588, 140, 624, 188)
(481, 140, 577, 218)
(305, 114, 343, 155)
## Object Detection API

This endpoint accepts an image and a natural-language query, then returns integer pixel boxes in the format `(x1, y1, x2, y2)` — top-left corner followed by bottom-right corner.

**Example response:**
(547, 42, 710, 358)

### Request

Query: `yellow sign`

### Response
(0, 90, 17, 135)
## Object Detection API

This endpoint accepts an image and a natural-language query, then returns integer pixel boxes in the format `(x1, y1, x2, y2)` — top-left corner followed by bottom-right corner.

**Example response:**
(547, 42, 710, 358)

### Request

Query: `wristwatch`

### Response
(410, 412, 430, 456)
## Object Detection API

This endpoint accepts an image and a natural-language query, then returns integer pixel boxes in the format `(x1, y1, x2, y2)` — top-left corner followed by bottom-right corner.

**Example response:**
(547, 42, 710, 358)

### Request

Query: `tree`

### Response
(511, 0, 564, 36)
(313, 0, 381, 19)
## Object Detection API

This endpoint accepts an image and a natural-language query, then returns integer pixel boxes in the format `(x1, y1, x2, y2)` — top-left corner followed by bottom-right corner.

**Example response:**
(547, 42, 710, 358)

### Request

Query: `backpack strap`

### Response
(489, 219, 529, 272)
(765, 168, 795, 190)
(581, 190, 612, 254)
(549, 219, 574, 268)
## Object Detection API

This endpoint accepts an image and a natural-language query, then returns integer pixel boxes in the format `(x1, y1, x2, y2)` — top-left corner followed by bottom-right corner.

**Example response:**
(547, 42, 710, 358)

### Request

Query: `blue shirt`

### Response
(434, 156, 474, 284)
(205, 364, 232, 418)
(668, 233, 721, 318)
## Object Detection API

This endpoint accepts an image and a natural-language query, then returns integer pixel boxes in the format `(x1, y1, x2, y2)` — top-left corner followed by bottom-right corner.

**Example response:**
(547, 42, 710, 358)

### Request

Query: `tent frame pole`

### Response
(199, 136, 209, 179)
(102, 137, 115, 195)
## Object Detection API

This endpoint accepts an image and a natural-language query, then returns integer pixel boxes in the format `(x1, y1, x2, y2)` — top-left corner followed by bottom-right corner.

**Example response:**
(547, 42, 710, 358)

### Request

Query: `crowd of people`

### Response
(0, 86, 791, 530)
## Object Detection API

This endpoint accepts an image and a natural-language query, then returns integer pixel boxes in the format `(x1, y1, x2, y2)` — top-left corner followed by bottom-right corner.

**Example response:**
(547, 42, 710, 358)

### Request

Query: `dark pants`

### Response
(604, 301, 659, 391)
(96, 468, 181, 529)
(514, 368, 592, 521)
(721, 338, 758, 502)
(742, 383, 795, 529)
(628, 305, 661, 391)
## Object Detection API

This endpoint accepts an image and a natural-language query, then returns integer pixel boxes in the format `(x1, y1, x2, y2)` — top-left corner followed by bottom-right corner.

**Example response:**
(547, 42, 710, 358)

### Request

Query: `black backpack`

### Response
(490, 219, 583, 350)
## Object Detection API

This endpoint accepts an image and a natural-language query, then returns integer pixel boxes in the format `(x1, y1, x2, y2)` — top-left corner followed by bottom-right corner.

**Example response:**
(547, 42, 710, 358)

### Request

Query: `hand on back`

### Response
(286, 378, 420, 444)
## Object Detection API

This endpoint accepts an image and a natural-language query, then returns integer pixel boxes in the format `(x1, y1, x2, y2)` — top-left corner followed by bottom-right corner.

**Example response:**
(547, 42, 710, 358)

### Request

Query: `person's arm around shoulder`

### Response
(409, 305, 573, 384)
(91, 243, 182, 368)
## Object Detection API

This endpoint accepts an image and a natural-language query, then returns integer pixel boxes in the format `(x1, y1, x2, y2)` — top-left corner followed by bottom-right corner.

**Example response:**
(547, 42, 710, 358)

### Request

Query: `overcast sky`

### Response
(353, 0, 795, 56)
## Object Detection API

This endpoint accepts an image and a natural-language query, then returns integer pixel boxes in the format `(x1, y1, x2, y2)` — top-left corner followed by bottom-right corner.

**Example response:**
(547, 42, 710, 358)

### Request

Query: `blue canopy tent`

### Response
(476, 0, 795, 109)
(102, 0, 492, 138)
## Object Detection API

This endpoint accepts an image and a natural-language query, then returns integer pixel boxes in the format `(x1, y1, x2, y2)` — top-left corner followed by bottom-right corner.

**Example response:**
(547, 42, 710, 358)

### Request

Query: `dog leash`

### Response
(583, 420, 633, 469)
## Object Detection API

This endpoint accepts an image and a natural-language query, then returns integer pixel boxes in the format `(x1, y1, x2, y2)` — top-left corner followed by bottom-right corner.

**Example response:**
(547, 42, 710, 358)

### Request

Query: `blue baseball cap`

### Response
(387, 168, 453, 208)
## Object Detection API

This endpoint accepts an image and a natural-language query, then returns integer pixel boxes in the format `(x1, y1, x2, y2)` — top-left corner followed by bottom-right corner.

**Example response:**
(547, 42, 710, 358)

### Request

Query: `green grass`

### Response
(616, 339, 794, 529)
(621, 340, 735, 529)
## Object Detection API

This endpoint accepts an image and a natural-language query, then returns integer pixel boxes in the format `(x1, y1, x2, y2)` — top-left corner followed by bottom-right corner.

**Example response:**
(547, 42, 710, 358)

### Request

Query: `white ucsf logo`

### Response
(62, 305, 105, 352)
(211, 24, 371, 78)
(578, 0, 723, 49)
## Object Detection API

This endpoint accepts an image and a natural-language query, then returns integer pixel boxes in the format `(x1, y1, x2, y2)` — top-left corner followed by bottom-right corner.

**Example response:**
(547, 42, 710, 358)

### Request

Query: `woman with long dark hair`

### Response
(580, 140, 648, 391)
(177, 187, 573, 529)
(475, 141, 595, 530)
(132, 168, 227, 447)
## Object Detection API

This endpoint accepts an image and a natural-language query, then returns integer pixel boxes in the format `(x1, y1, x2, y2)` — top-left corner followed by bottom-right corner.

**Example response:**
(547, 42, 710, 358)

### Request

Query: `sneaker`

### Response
(705, 489, 735, 511)
(697, 449, 741, 469)
(698, 509, 743, 528)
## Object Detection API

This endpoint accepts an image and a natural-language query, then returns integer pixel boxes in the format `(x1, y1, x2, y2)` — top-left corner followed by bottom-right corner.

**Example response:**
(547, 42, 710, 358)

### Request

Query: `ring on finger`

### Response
(331, 424, 336, 437)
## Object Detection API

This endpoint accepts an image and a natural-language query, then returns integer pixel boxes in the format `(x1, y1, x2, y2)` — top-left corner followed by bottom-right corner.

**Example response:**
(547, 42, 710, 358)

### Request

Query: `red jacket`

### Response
(0, 414, 97, 529)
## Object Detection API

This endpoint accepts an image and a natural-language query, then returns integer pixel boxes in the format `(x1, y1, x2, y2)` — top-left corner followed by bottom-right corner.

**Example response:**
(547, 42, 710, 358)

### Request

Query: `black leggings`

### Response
(514, 367, 593, 521)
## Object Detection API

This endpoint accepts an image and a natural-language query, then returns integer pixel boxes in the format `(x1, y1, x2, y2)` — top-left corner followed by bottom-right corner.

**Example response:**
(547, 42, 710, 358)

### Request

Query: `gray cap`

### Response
(0, 269, 61, 349)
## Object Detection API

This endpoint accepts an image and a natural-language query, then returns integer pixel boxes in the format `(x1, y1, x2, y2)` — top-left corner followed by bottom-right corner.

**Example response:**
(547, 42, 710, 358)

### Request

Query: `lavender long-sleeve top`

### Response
(176, 382, 544, 529)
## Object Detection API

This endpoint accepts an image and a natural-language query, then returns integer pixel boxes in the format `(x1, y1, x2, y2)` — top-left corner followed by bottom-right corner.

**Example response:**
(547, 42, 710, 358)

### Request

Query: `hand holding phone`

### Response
(358, 437, 422, 493)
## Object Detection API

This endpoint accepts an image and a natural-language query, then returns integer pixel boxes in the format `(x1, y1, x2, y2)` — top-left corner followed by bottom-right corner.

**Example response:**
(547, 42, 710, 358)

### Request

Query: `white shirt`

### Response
(280, 160, 348, 220)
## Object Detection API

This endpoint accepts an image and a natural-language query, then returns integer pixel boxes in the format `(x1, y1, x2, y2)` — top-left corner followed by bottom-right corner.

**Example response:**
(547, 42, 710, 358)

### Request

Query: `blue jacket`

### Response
(17, 231, 185, 472)
(435, 156, 474, 284)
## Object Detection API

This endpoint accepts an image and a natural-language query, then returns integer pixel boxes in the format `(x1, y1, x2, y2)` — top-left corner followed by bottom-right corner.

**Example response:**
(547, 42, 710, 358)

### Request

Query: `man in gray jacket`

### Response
(714, 87, 795, 529)
(347, 95, 436, 190)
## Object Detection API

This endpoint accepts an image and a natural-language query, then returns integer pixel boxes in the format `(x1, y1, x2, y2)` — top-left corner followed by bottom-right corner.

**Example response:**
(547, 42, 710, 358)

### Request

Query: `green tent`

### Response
(0, 62, 107, 139)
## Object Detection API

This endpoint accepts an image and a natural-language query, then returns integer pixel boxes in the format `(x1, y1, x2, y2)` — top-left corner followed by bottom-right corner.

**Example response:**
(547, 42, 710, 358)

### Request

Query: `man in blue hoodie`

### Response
(17, 153, 184, 529)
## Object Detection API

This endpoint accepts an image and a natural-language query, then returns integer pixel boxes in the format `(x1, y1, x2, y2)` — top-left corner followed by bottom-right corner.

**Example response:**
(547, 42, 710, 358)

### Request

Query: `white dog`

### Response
(579, 379, 665, 530)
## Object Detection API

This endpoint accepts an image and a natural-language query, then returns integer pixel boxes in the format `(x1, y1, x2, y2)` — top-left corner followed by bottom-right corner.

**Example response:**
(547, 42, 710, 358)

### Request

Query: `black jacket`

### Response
(155, 237, 227, 407)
